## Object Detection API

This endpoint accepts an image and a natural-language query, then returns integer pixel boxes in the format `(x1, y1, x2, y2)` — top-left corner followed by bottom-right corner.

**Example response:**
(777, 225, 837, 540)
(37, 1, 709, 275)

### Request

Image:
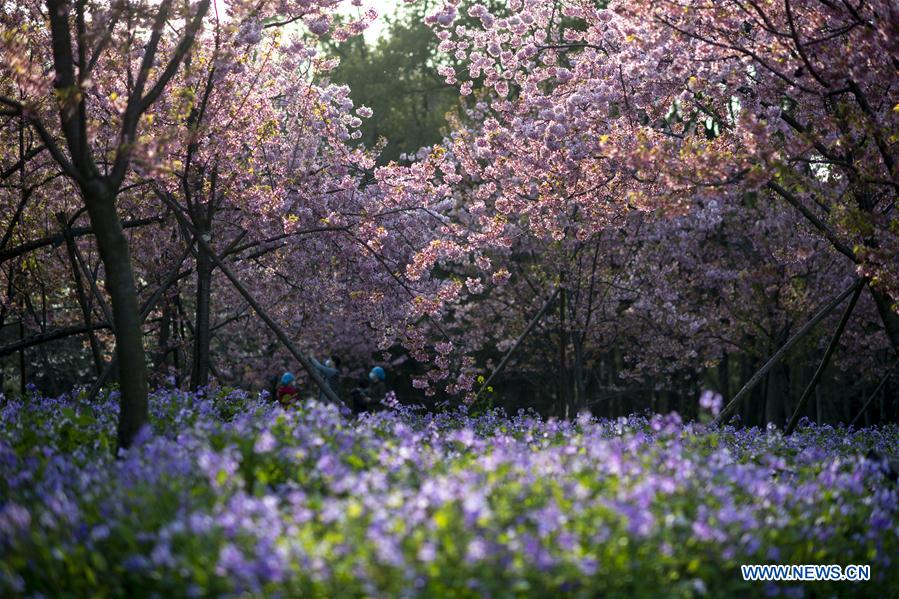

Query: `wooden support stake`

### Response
(86, 245, 193, 401)
(785, 281, 863, 434)
(850, 360, 899, 427)
(715, 278, 865, 425)
(474, 288, 560, 402)
(157, 189, 345, 407)
(57, 213, 104, 373)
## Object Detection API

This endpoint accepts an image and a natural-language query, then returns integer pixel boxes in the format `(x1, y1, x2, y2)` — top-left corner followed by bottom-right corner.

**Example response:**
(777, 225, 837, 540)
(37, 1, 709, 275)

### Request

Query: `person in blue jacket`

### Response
(350, 366, 388, 415)
(310, 355, 342, 402)
(367, 366, 387, 403)
(369, 366, 386, 383)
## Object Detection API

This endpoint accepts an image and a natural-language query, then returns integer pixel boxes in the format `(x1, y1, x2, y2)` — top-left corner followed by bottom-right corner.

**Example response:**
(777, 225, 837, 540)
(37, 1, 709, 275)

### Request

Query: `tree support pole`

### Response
(715, 278, 865, 425)
(850, 360, 899, 427)
(785, 281, 863, 434)
(67, 230, 115, 334)
(156, 190, 346, 407)
(474, 288, 560, 402)
(85, 245, 192, 401)
(57, 213, 105, 373)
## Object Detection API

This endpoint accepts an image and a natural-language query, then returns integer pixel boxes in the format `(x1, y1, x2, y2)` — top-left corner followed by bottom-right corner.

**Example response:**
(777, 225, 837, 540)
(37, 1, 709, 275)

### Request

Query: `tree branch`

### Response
(766, 180, 856, 260)
(0, 216, 165, 264)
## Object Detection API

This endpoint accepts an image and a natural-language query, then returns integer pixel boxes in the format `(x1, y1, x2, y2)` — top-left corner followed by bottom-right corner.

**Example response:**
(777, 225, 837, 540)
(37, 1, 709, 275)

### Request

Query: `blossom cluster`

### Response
(1, 388, 897, 596)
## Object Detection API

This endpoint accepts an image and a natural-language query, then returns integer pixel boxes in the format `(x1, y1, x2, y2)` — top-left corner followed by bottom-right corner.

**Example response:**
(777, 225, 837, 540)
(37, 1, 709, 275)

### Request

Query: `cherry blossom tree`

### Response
(0, 0, 377, 446)
(411, 0, 897, 418)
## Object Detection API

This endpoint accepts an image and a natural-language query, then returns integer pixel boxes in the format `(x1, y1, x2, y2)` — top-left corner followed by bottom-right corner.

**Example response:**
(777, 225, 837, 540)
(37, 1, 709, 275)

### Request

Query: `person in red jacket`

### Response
(276, 372, 299, 407)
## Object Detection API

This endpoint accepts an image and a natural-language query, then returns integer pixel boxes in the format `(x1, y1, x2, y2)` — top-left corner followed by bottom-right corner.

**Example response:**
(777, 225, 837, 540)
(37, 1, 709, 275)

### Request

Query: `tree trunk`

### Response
(815, 385, 822, 424)
(191, 238, 212, 390)
(175, 295, 188, 386)
(557, 286, 569, 419)
(158, 189, 346, 406)
(155, 297, 173, 385)
(764, 361, 788, 427)
(572, 333, 587, 414)
(850, 361, 898, 426)
(19, 320, 26, 395)
(870, 287, 899, 356)
(83, 186, 148, 449)
(714, 355, 728, 403)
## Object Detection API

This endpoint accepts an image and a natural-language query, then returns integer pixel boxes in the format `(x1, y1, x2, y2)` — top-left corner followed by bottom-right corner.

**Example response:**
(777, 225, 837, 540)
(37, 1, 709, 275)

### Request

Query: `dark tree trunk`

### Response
(815, 385, 822, 424)
(786, 282, 862, 434)
(557, 286, 569, 418)
(175, 295, 189, 386)
(870, 287, 899, 357)
(738, 356, 750, 425)
(764, 362, 789, 427)
(82, 185, 148, 449)
(715, 279, 863, 425)
(191, 238, 212, 390)
(39, 0, 210, 448)
(19, 320, 26, 395)
(719, 354, 730, 401)
(474, 288, 559, 402)
(572, 333, 587, 413)
(765, 326, 793, 427)
(155, 298, 172, 381)
(158, 191, 346, 406)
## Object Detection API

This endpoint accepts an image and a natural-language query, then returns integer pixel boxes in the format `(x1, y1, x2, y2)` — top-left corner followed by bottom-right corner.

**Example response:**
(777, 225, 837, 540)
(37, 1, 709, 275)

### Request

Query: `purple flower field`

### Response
(1, 388, 897, 597)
